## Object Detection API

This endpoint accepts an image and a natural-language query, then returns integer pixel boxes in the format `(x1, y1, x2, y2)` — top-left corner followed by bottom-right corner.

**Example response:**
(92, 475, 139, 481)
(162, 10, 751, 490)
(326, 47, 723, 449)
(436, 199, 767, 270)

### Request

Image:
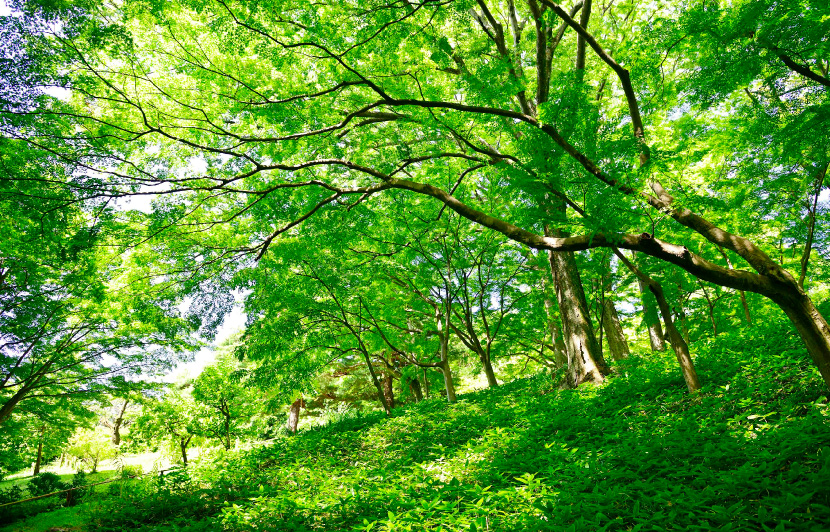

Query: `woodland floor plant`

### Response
(17, 320, 826, 532)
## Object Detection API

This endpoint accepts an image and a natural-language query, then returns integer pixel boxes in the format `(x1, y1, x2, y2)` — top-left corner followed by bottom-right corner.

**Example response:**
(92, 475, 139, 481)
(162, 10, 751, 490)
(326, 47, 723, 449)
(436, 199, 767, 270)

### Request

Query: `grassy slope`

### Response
(7, 326, 830, 531)
(86, 327, 830, 532)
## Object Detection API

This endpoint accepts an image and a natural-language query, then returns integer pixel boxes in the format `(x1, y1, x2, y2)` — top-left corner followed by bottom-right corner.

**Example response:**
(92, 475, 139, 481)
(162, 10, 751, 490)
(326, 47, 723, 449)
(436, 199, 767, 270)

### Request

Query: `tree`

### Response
(66, 427, 116, 473)
(4, 0, 830, 387)
(130, 390, 201, 466)
(98, 395, 142, 446)
(0, 140, 198, 426)
(192, 352, 259, 450)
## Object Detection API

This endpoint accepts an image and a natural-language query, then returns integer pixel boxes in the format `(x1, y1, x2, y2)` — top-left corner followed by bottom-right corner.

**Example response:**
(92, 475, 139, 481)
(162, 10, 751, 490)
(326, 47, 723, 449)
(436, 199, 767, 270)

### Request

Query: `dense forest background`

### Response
(1, 0, 829, 530)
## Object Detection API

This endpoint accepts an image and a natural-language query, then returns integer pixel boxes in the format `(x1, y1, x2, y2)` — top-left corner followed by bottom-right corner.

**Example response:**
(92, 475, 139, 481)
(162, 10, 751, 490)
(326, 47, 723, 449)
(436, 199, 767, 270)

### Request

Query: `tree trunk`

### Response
(773, 291, 830, 388)
(382, 373, 395, 410)
(481, 351, 499, 387)
(544, 297, 569, 368)
(798, 163, 827, 288)
(436, 305, 457, 403)
(287, 396, 303, 434)
(639, 276, 667, 352)
(33, 424, 45, 475)
(601, 299, 630, 360)
(422, 368, 430, 399)
(650, 281, 701, 392)
(0, 385, 33, 425)
(180, 435, 192, 466)
(439, 360, 457, 403)
(548, 247, 608, 385)
(408, 375, 423, 402)
(223, 411, 231, 450)
(616, 250, 701, 392)
(359, 350, 391, 415)
(112, 399, 129, 445)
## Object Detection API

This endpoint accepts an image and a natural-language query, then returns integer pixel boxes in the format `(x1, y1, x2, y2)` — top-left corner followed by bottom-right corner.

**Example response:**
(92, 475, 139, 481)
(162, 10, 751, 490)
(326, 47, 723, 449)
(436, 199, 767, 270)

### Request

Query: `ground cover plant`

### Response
(22, 321, 823, 532)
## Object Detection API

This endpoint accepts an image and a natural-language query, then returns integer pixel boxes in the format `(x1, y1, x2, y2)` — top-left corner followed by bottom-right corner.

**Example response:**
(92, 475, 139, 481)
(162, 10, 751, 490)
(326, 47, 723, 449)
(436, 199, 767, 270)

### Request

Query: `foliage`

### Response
(67, 470, 89, 505)
(26, 472, 66, 497)
(78, 323, 830, 531)
(129, 390, 203, 466)
(66, 428, 117, 474)
(191, 348, 262, 450)
(0, 483, 23, 504)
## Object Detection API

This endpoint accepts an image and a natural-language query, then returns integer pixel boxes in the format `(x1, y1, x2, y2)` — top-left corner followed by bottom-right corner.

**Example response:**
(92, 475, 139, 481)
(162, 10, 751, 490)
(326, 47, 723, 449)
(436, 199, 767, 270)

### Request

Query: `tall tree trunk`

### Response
(33, 424, 45, 475)
(422, 368, 430, 399)
(436, 306, 457, 402)
(616, 251, 701, 392)
(548, 246, 608, 385)
(408, 375, 423, 402)
(180, 435, 191, 466)
(601, 299, 630, 360)
(544, 297, 569, 368)
(287, 396, 303, 434)
(650, 282, 701, 392)
(799, 163, 827, 288)
(359, 349, 391, 415)
(639, 276, 667, 352)
(112, 399, 129, 445)
(382, 373, 395, 410)
(481, 351, 499, 387)
(439, 360, 457, 403)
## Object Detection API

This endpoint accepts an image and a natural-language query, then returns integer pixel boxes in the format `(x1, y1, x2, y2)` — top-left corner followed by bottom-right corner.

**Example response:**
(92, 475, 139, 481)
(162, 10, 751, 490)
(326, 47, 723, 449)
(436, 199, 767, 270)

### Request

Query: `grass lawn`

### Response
(0, 451, 176, 532)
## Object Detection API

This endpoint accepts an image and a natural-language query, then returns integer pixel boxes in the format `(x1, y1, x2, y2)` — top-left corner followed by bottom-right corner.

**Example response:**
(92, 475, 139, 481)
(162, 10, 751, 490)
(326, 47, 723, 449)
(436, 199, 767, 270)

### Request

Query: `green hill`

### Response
(75, 329, 830, 532)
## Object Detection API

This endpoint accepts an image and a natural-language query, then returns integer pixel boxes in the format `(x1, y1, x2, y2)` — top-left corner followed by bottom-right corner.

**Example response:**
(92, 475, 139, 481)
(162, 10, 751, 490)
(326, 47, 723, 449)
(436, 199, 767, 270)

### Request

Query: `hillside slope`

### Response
(80, 328, 830, 531)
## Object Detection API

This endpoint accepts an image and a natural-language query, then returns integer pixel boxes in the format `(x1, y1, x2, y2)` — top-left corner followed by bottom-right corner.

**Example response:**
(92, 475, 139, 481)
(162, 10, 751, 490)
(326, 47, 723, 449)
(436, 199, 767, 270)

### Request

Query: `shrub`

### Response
(119, 464, 143, 479)
(0, 484, 24, 505)
(66, 470, 89, 505)
(27, 472, 67, 497)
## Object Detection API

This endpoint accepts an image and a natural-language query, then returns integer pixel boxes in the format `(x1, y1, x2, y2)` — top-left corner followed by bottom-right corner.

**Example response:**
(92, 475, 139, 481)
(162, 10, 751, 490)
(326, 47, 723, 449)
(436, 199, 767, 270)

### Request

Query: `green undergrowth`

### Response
(28, 326, 830, 531)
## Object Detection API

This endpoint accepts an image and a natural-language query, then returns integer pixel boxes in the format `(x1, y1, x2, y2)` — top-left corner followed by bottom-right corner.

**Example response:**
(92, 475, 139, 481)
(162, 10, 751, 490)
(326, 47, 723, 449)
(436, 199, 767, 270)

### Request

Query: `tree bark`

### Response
(799, 163, 827, 288)
(287, 396, 303, 434)
(180, 435, 192, 466)
(439, 360, 457, 403)
(616, 251, 701, 392)
(773, 291, 830, 388)
(360, 349, 391, 415)
(651, 281, 701, 392)
(548, 245, 608, 385)
(544, 297, 569, 368)
(33, 424, 45, 475)
(601, 299, 630, 360)
(481, 353, 499, 387)
(112, 399, 129, 445)
(436, 306, 457, 402)
(638, 276, 667, 352)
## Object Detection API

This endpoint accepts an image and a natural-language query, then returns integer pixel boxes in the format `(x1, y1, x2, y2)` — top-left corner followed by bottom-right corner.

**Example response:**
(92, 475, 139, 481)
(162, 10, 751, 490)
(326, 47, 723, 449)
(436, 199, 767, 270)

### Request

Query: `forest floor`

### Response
(3, 326, 830, 531)
(0, 451, 171, 490)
